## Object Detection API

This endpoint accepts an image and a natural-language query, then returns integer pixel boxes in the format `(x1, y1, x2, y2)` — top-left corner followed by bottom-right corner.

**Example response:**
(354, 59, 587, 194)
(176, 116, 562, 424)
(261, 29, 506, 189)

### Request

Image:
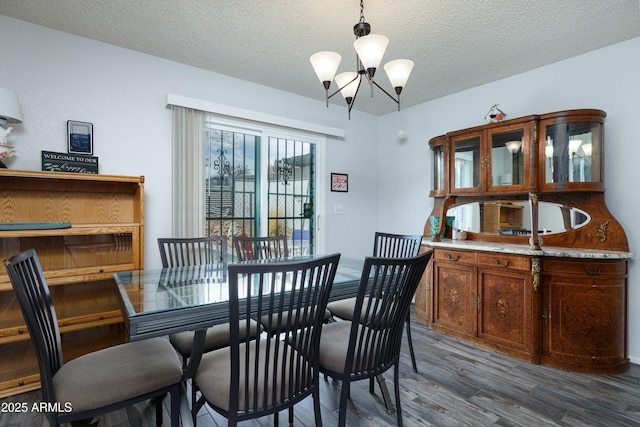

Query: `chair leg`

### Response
(289, 406, 294, 426)
(375, 374, 396, 415)
(338, 380, 351, 427)
(171, 385, 180, 427)
(406, 314, 418, 373)
(155, 396, 162, 426)
(393, 362, 403, 427)
(152, 394, 165, 426)
(313, 389, 323, 427)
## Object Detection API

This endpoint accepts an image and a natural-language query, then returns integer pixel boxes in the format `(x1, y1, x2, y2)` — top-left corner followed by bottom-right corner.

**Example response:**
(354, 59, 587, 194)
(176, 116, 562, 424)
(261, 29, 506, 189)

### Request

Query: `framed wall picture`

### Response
(67, 120, 93, 155)
(331, 173, 348, 192)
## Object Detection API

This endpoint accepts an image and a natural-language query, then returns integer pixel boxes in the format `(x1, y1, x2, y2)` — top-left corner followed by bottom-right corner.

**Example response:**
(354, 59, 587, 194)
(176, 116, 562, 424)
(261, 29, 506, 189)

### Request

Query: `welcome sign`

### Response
(41, 151, 99, 174)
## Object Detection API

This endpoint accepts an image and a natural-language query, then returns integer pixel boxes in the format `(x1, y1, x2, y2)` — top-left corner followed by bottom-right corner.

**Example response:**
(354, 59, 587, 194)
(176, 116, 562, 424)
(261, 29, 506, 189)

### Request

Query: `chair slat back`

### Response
(232, 235, 289, 261)
(4, 249, 62, 403)
(158, 236, 228, 268)
(346, 251, 432, 377)
(373, 232, 422, 258)
(226, 253, 340, 420)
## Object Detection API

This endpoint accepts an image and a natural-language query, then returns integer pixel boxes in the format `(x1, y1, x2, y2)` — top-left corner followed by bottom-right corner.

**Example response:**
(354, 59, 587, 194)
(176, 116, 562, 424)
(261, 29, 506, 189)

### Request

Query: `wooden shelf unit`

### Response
(0, 170, 144, 397)
(481, 202, 523, 233)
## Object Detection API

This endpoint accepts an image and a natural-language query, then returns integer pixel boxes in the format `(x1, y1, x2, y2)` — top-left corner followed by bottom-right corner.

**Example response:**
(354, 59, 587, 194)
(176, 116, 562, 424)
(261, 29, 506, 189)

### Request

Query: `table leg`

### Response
(179, 329, 207, 426)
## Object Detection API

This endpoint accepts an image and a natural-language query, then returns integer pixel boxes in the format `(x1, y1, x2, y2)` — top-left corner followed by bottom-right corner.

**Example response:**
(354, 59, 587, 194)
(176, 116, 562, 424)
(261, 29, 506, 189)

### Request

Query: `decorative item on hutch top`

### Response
(0, 87, 23, 168)
(309, 0, 414, 119)
(416, 109, 633, 375)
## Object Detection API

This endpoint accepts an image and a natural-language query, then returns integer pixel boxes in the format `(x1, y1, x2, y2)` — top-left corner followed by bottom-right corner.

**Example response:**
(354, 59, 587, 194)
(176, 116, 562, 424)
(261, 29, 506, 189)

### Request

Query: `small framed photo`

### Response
(331, 173, 348, 192)
(67, 120, 93, 155)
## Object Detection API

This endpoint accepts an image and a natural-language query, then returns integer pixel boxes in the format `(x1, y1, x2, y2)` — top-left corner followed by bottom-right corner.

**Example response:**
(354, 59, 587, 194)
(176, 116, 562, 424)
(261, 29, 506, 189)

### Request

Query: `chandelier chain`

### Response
(359, 0, 365, 23)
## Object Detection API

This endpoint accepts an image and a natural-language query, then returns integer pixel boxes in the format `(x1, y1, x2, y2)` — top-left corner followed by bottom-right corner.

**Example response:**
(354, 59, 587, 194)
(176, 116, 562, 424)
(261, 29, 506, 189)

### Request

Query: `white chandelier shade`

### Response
(383, 59, 414, 92)
(353, 34, 389, 74)
(334, 72, 359, 101)
(309, 51, 342, 86)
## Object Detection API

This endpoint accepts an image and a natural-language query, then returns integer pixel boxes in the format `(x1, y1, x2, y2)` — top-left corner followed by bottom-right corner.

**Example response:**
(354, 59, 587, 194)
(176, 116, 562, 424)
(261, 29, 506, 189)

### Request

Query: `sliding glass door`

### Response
(204, 124, 316, 257)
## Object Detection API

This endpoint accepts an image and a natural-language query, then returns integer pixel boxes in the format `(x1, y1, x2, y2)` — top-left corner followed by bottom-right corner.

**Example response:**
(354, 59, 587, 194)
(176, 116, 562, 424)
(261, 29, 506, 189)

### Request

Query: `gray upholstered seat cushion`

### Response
(52, 337, 182, 413)
(319, 321, 383, 374)
(318, 321, 352, 372)
(326, 297, 357, 320)
(327, 297, 379, 322)
(260, 308, 332, 333)
(195, 337, 308, 412)
(170, 319, 262, 356)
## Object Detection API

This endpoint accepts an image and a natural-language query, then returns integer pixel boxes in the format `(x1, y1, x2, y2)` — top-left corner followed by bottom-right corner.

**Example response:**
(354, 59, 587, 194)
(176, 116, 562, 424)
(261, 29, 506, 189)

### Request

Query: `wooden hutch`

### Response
(415, 109, 634, 374)
(0, 170, 144, 397)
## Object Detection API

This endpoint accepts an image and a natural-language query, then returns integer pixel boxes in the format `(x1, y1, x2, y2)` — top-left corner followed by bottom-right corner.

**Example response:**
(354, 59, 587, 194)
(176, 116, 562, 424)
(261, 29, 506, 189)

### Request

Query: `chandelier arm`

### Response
(372, 80, 401, 107)
(350, 77, 363, 113)
(326, 74, 360, 101)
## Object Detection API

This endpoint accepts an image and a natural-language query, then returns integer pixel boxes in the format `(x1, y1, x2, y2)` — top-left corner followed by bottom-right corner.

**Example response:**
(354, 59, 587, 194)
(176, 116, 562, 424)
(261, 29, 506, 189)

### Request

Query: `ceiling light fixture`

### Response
(310, 0, 414, 119)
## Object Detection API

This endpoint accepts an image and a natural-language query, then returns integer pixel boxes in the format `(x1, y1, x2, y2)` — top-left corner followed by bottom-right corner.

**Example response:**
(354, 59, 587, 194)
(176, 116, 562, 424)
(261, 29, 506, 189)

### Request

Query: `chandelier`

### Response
(310, 0, 414, 119)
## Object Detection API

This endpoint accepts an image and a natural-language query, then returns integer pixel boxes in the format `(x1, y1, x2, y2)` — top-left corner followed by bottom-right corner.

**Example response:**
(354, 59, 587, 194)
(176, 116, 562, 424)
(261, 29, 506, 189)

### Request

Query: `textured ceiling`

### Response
(1, 0, 639, 115)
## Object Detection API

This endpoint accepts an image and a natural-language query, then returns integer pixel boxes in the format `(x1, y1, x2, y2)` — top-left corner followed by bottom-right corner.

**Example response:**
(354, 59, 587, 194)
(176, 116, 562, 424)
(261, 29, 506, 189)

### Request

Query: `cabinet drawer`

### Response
(543, 259, 627, 276)
(478, 253, 530, 272)
(434, 249, 476, 265)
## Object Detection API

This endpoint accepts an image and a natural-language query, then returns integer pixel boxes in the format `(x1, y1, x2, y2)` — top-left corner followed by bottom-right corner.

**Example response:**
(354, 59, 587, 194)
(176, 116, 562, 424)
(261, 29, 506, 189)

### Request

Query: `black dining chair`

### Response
(232, 235, 289, 261)
(318, 251, 432, 427)
(158, 235, 229, 267)
(158, 236, 263, 408)
(4, 249, 183, 427)
(192, 253, 341, 427)
(327, 232, 423, 372)
(232, 235, 331, 335)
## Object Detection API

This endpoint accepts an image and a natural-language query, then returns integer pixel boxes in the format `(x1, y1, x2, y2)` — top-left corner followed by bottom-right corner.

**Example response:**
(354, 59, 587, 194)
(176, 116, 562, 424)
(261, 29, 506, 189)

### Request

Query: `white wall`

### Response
(378, 36, 640, 363)
(0, 15, 380, 265)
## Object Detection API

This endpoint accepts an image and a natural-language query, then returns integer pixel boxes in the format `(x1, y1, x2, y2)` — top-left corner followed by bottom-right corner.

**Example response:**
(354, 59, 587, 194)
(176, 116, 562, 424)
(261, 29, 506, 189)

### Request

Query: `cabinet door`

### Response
(449, 132, 483, 194)
(538, 111, 605, 192)
(432, 257, 476, 336)
(486, 122, 532, 194)
(429, 135, 448, 197)
(477, 254, 538, 360)
(542, 259, 628, 373)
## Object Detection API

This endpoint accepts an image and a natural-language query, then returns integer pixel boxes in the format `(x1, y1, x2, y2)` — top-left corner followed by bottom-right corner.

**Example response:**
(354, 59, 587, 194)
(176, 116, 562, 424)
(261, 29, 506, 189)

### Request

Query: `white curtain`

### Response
(171, 106, 206, 237)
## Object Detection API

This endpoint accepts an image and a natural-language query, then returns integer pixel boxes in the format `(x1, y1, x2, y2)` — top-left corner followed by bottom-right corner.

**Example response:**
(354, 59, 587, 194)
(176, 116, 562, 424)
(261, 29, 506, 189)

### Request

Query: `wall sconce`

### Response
(505, 140, 521, 154)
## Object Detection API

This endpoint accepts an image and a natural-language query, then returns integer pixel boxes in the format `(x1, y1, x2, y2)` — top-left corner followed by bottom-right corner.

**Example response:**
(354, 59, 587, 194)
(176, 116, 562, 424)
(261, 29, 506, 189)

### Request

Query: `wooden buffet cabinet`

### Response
(415, 109, 634, 374)
(0, 170, 144, 397)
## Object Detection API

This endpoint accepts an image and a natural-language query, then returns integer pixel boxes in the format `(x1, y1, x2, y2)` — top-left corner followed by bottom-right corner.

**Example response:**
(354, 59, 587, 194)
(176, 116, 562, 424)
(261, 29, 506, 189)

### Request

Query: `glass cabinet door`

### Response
(450, 133, 482, 194)
(540, 119, 603, 191)
(486, 123, 531, 194)
(429, 135, 447, 196)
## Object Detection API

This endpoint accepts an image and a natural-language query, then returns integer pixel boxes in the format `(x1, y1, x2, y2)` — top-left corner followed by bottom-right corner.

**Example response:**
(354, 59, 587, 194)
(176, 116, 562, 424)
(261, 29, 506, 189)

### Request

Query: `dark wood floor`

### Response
(3, 314, 640, 426)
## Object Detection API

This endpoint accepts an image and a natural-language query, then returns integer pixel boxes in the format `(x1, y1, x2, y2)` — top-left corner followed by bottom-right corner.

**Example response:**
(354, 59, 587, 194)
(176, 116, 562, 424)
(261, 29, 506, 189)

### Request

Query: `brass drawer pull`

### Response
(584, 266, 602, 276)
(494, 259, 509, 268)
(446, 254, 460, 261)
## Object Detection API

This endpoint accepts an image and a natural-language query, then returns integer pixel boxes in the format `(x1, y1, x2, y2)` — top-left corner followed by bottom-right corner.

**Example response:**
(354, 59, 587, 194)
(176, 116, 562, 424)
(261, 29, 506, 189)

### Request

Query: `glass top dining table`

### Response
(113, 254, 365, 342)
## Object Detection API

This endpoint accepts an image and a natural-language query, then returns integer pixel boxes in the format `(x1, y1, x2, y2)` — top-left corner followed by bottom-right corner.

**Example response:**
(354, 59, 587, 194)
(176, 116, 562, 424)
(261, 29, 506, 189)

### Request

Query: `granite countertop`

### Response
(422, 238, 634, 260)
